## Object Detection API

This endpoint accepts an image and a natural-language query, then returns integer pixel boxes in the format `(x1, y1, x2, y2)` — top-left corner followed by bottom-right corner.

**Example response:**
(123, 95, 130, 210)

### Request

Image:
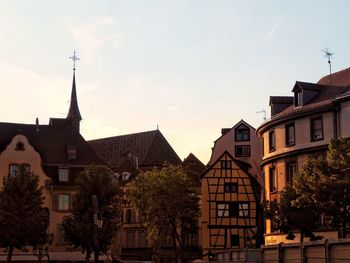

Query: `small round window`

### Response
(15, 141, 25, 151)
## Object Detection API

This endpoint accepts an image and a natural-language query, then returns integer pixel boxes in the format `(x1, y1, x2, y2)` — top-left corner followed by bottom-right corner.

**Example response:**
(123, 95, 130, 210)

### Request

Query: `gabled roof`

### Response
(214, 119, 255, 143)
(292, 81, 324, 92)
(317, 67, 350, 87)
(0, 119, 102, 165)
(182, 153, 206, 187)
(201, 150, 252, 179)
(269, 96, 293, 105)
(183, 153, 206, 174)
(88, 130, 181, 170)
(271, 84, 350, 120)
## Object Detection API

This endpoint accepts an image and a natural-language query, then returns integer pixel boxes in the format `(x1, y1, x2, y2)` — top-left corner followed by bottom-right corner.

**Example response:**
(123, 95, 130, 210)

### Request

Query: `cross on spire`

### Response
(69, 50, 80, 71)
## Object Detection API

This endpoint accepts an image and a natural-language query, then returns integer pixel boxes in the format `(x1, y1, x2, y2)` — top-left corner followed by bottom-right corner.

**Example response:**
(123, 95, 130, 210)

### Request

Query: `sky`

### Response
(0, 1, 349, 164)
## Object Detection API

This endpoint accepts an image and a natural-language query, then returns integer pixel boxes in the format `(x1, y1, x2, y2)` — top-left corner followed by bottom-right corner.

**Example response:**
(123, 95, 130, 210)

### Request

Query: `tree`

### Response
(293, 138, 350, 237)
(265, 138, 350, 241)
(0, 168, 49, 263)
(264, 185, 320, 243)
(62, 165, 122, 263)
(129, 165, 200, 263)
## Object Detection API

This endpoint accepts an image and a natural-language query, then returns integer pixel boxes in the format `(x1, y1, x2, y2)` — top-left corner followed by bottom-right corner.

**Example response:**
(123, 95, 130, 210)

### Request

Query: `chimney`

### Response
(35, 118, 39, 132)
(221, 128, 230, 136)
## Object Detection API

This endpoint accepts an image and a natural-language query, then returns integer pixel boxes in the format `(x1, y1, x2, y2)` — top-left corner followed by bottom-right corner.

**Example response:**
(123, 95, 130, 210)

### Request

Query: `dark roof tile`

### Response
(88, 130, 181, 170)
(0, 120, 102, 165)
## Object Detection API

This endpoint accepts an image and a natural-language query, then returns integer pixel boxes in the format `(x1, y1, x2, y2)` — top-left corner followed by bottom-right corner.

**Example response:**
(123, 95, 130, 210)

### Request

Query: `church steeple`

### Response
(67, 50, 82, 132)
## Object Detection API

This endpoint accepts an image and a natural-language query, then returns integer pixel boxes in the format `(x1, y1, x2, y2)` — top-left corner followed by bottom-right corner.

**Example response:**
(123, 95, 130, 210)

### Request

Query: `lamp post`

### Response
(33, 208, 53, 262)
(92, 195, 103, 262)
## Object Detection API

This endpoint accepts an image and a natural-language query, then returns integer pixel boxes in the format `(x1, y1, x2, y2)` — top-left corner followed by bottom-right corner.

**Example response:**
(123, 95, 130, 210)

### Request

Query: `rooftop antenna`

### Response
(322, 48, 334, 84)
(256, 109, 266, 123)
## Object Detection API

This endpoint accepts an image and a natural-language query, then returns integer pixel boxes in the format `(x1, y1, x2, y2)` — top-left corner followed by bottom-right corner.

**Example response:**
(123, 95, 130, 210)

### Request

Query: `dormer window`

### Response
(295, 91, 303, 106)
(235, 125, 250, 141)
(67, 145, 77, 160)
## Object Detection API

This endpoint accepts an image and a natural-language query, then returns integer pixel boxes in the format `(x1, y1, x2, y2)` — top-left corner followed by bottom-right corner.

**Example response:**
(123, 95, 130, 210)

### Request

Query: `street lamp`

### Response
(32, 208, 53, 263)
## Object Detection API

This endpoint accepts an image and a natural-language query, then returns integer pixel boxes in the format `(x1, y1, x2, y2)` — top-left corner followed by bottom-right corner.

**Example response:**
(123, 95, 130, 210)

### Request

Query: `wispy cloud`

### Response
(61, 16, 123, 64)
(265, 22, 279, 41)
(265, 17, 288, 41)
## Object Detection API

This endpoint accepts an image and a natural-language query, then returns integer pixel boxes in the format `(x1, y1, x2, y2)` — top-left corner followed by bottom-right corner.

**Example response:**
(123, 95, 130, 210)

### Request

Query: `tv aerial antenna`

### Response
(256, 109, 266, 123)
(322, 48, 334, 81)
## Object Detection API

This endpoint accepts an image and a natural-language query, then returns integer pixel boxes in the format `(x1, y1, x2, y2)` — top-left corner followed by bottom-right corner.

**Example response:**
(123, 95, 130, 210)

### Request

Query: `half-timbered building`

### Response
(201, 151, 262, 254)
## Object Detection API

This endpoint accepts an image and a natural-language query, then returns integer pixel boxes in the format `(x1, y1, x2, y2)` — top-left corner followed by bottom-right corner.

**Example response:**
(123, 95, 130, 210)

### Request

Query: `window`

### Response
(122, 172, 131, 181)
(58, 168, 69, 182)
(238, 203, 249, 217)
(269, 166, 277, 192)
(286, 162, 297, 184)
(8, 163, 30, 176)
(295, 91, 303, 106)
(285, 123, 295, 146)
(235, 125, 250, 141)
(310, 117, 323, 141)
(57, 224, 66, 243)
(58, 194, 70, 211)
(66, 146, 77, 160)
(217, 203, 231, 217)
(224, 182, 238, 193)
(15, 141, 25, 151)
(221, 160, 232, 170)
(232, 202, 249, 218)
(126, 231, 135, 248)
(125, 209, 136, 223)
(235, 145, 251, 157)
(138, 231, 147, 248)
(269, 130, 276, 152)
(231, 234, 240, 247)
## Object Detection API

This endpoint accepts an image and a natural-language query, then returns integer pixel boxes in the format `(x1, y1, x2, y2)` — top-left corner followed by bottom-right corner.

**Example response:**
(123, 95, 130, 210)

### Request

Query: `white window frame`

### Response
(58, 194, 70, 211)
(58, 168, 69, 182)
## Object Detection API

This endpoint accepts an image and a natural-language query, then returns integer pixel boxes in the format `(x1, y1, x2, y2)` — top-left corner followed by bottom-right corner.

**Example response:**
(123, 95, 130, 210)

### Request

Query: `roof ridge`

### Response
(88, 129, 159, 142)
(317, 67, 350, 86)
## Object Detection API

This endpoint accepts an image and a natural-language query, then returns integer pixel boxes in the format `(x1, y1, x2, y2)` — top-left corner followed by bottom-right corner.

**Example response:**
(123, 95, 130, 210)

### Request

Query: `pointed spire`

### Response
(67, 51, 82, 132)
(67, 71, 82, 121)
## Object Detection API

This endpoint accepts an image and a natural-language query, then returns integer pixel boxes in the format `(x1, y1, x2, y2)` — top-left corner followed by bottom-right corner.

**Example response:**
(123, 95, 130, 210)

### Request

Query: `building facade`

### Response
(257, 68, 350, 245)
(208, 120, 263, 186)
(0, 70, 104, 258)
(89, 131, 199, 261)
(201, 151, 262, 255)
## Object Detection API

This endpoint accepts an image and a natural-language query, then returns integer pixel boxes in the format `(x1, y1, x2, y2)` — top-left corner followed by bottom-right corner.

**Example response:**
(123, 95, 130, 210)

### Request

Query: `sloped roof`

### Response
(0, 119, 102, 165)
(271, 83, 350, 120)
(88, 130, 181, 170)
(67, 72, 82, 121)
(214, 119, 256, 143)
(269, 96, 293, 105)
(292, 81, 325, 92)
(317, 67, 350, 86)
(182, 153, 206, 187)
(183, 153, 206, 174)
(201, 151, 254, 180)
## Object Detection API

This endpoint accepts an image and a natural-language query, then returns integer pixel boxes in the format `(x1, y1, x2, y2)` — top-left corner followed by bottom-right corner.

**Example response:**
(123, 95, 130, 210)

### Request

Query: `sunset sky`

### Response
(0, 0, 349, 163)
